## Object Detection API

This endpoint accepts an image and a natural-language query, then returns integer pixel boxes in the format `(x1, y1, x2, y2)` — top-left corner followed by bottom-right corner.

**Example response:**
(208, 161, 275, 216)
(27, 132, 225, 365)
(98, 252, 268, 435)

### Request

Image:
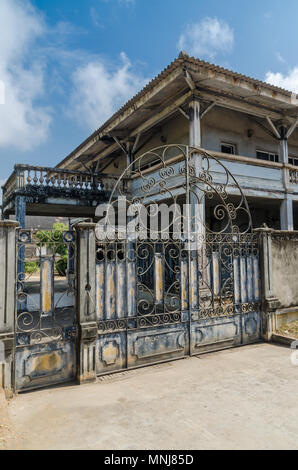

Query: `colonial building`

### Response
(3, 52, 298, 230)
(2, 54, 298, 394)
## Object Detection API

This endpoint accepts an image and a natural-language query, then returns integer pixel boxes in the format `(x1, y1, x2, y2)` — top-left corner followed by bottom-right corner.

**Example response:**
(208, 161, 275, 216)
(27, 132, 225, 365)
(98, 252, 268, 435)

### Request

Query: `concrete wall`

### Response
(271, 233, 298, 309)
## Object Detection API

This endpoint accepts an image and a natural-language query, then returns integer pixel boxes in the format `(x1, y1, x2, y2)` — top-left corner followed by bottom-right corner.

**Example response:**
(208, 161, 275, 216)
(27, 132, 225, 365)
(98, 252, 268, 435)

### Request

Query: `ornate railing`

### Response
(2, 164, 127, 204)
(289, 168, 298, 184)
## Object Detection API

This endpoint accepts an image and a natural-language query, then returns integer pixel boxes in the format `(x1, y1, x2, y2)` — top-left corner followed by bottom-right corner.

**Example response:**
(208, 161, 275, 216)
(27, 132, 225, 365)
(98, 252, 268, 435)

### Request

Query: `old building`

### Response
(1, 53, 298, 394)
(3, 52, 298, 230)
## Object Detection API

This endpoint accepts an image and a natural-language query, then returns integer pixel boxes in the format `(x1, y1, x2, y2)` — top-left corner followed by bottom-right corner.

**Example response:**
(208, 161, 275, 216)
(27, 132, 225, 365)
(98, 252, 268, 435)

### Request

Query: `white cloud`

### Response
(101, 0, 135, 6)
(70, 52, 148, 131)
(178, 17, 234, 59)
(0, 0, 52, 151)
(90, 7, 103, 28)
(276, 52, 286, 64)
(265, 68, 298, 93)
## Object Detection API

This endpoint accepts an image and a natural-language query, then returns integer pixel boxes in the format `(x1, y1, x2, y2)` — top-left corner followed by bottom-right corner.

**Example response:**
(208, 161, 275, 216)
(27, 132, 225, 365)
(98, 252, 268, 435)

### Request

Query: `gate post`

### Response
(0, 220, 19, 396)
(255, 227, 281, 341)
(75, 222, 97, 384)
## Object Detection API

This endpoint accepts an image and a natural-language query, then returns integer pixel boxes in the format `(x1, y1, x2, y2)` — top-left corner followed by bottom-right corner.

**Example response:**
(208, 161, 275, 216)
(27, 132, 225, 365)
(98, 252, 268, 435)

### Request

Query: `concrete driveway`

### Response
(5, 343, 298, 450)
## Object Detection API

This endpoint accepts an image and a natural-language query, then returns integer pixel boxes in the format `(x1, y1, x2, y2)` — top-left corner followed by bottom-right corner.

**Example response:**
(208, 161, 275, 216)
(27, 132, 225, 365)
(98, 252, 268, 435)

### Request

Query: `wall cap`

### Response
(0, 220, 19, 228)
(74, 222, 96, 230)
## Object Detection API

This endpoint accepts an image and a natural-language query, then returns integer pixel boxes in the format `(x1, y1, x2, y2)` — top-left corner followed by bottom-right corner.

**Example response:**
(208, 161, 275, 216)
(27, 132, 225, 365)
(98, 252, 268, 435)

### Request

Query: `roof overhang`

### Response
(57, 53, 298, 170)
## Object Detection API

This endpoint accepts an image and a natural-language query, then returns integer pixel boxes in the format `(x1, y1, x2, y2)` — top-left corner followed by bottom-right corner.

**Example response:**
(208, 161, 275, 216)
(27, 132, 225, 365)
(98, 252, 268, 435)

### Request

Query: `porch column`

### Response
(279, 125, 294, 230)
(189, 97, 204, 237)
(15, 195, 26, 229)
(75, 222, 97, 384)
(189, 98, 206, 287)
(189, 99, 201, 148)
(0, 220, 19, 396)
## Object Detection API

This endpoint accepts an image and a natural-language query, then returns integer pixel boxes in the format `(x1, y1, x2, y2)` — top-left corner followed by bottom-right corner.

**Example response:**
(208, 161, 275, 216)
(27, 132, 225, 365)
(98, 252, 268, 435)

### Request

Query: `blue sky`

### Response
(1, 0, 298, 184)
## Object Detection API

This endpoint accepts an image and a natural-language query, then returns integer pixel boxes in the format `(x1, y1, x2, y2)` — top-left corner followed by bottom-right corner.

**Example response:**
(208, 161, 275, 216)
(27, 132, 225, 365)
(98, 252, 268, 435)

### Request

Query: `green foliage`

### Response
(36, 222, 69, 276)
(55, 254, 68, 276)
(25, 261, 39, 274)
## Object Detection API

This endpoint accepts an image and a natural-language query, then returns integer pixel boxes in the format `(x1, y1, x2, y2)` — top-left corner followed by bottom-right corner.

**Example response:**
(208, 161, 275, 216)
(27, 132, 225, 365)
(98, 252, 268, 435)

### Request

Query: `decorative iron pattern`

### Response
(95, 239, 183, 330)
(95, 145, 260, 332)
(15, 228, 77, 348)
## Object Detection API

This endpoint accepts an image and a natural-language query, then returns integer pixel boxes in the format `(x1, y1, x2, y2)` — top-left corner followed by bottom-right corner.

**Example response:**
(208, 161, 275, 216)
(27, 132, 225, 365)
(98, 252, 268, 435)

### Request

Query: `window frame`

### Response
(220, 142, 237, 155)
(256, 149, 279, 163)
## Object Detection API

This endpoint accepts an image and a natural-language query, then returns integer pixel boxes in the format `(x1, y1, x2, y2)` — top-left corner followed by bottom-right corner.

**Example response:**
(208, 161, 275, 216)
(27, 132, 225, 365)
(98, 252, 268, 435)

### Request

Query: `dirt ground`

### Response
(0, 391, 18, 450)
(277, 321, 298, 339)
(2, 343, 298, 450)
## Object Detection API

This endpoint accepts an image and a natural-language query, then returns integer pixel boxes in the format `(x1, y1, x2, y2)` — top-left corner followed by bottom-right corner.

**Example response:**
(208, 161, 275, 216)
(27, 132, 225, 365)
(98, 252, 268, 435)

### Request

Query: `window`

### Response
(221, 143, 236, 155)
(256, 150, 279, 163)
(289, 156, 298, 167)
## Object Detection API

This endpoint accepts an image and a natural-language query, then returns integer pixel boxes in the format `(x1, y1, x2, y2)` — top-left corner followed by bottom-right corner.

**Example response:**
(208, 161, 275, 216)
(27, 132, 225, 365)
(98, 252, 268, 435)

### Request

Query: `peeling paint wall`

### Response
(272, 235, 298, 308)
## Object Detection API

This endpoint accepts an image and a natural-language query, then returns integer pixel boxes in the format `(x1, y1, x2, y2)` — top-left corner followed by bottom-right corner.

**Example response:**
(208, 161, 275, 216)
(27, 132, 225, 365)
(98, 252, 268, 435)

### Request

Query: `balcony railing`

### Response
(2, 164, 128, 205)
(289, 168, 298, 184)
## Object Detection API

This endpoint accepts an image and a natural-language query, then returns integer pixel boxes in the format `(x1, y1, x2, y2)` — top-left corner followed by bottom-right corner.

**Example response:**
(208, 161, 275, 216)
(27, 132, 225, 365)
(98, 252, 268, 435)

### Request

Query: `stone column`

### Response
(0, 220, 19, 396)
(189, 97, 204, 240)
(279, 125, 294, 230)
(255, 227, 280, 341)
(189, 97, 207, 291)
(75, 222, 97, 384)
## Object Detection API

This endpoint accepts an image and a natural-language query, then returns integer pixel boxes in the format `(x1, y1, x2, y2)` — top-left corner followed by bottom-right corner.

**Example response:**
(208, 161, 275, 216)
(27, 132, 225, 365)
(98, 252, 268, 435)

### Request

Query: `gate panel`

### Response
(14, 229, 77, 392)
(92, 144, 262, 378)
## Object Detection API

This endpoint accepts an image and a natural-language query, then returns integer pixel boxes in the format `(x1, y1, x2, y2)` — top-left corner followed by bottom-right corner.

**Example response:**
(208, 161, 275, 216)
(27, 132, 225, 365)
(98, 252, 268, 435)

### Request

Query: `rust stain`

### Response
(96, 264, 104, 319)
(181, 261, 187, 310)
(155, 255, 163, 303)
(102, 342, 118, 365)
(34, 351, 62, 373)
(42, 260, 52, 313)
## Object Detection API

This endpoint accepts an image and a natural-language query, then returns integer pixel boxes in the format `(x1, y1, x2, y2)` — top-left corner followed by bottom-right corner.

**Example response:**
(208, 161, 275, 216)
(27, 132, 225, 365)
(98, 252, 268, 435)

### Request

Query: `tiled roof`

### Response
(57, 53, 295, 168)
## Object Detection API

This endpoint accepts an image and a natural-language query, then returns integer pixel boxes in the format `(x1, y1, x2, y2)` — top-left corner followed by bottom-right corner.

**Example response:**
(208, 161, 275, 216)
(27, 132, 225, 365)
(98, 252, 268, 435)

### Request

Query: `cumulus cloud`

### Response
(0, 0, 51, 151)
(265, 68, 298, 93)
(70, 52, 148, 131)
(177, 17, 234, 59)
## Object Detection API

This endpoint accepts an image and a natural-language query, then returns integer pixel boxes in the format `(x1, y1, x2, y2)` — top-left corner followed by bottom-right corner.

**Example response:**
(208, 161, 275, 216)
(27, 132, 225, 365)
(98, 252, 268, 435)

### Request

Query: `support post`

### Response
(0, 220, 19, 396)
(15, 195, 26, 229)
(255, 227, 280, 341)
(189, 97, 206, 287)
(75, 222, 97, 384)
(279, 125, 294, 230)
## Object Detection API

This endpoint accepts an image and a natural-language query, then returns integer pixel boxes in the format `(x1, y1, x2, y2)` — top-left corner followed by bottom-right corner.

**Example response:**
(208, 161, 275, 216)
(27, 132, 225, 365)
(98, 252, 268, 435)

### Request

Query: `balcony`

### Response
(2, 164, 127, 220)
(2, 152, 297, 225)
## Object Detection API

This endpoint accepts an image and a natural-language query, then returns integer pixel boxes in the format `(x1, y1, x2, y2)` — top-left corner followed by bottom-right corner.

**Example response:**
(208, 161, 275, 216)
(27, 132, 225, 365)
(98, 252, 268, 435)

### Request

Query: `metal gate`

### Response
(14, 228, 77, 391)
(94, 145, 261, 376)
(13, 145, 262, 389)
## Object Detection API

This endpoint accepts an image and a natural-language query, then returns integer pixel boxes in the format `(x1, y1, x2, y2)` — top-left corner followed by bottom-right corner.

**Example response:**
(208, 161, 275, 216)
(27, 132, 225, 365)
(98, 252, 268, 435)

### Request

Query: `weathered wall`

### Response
(271, 233, 298, 308)
(104, 107, 298, 179)
(202, 107, 280, 157)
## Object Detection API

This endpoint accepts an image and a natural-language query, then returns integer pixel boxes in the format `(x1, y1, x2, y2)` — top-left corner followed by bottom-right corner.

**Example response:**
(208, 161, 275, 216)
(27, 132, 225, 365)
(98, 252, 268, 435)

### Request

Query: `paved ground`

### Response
(3, 343, 298, 450)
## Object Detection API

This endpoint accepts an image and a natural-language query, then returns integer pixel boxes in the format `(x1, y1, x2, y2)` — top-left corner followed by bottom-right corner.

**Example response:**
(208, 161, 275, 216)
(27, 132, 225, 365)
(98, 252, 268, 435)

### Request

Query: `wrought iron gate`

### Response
(14, 228, 77, 391)
(94, 145, 261, 376)
(13, 145, 262, 389)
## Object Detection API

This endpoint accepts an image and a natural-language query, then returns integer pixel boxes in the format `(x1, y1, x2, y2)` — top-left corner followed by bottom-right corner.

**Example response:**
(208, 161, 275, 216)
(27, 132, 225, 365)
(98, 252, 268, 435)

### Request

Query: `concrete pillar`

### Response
(254, 227, 280, 341)
(0, 220, 19, 396)
(279, 125, 294, 230)
(15, 195, 26, 229)
(280, 197, 294, 231)
(189, 98, 204, 239)
(189, 99, 201, 147)
(189, 98, 206, 288)
(75, 222, 97, 384)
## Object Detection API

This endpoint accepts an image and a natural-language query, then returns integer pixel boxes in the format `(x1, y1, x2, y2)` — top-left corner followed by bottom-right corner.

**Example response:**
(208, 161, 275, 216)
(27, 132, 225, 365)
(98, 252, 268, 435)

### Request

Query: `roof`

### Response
(57, 52, 298, 169)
